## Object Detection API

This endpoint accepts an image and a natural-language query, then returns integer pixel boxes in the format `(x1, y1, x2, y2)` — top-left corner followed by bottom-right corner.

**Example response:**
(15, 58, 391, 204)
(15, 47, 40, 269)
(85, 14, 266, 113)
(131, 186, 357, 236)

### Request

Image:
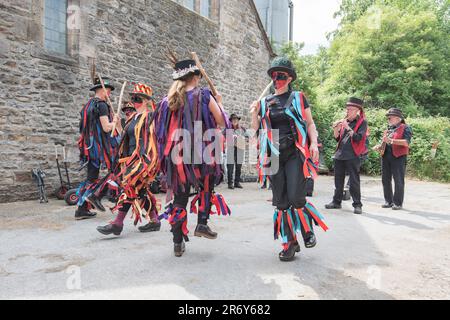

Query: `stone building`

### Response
(0, 0, 275, 203)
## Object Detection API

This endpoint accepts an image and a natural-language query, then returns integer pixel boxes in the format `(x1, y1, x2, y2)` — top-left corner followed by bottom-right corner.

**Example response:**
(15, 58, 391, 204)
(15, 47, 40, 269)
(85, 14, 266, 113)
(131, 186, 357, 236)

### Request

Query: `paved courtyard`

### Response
(0, 176, 449, 299)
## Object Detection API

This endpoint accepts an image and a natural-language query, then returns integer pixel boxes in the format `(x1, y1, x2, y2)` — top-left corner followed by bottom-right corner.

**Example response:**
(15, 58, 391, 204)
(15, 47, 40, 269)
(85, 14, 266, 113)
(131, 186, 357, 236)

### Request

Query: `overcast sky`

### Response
(292, 0, 342, 55)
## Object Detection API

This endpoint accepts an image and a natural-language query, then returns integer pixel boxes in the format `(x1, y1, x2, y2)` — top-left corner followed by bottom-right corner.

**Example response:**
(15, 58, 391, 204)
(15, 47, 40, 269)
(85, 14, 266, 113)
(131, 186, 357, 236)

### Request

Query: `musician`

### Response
(325, 97, 368, 214)
(226, 114, 247, 189)
(375, 108, 412, 210)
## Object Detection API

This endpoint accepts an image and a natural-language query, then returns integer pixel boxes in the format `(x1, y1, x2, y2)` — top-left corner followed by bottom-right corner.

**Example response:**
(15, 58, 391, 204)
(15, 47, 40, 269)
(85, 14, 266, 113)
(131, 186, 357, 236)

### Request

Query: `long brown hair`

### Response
(168, 74, 196, 111)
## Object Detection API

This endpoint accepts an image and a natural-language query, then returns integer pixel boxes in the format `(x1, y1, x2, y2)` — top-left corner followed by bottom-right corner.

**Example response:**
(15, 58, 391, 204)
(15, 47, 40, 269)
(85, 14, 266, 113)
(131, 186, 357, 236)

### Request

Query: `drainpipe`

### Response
(289, 0, 294, 42)
(268, 0, 273, 43)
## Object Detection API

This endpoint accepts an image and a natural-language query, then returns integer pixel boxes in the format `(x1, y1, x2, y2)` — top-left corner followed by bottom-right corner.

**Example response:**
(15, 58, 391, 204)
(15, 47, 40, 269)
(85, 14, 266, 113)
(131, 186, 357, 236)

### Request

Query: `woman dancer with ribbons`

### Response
(96, 83, 160, 236)
(250, 57, 328, 262)
(156, 54, 230, 257)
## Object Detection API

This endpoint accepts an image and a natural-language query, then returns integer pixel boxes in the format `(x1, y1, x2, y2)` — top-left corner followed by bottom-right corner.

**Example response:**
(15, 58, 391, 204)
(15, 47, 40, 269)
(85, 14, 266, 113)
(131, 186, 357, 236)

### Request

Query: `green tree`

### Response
(323, 2, 450, 116)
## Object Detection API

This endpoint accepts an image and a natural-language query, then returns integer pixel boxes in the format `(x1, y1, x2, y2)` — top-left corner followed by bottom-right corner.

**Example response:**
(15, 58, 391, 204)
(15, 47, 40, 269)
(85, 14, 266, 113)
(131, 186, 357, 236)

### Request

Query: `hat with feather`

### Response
(164, 48, 201, 81)
(88, 60, 115, 91)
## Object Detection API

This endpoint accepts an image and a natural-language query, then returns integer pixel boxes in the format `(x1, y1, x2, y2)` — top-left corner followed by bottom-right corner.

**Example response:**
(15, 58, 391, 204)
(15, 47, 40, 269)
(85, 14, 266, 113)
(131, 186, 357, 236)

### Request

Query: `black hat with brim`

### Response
(172, 59, 201, 81)
(90, 76, 115, 91)
(130, 92, 153, 100)
(267, 56, 297, 81)
(346, 97, 364, 110)
(229, 113, 241, 121)
(386, 107, 404, 119)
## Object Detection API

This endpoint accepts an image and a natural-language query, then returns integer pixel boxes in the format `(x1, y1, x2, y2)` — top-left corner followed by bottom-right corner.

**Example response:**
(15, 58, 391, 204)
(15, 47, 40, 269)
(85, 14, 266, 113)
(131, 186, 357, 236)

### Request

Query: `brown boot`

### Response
(194, 224, 218, 239)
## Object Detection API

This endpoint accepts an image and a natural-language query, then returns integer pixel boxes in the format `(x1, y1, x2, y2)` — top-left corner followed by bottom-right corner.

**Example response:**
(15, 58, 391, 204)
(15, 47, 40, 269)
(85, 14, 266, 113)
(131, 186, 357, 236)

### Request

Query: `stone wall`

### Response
(0, 0, 273, 203)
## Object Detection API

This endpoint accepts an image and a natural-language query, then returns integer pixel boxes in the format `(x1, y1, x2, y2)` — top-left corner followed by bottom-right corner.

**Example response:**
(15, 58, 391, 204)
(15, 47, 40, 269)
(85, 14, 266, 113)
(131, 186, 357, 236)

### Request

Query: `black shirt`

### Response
(125, 118, 137, 157)
(97, 101, 110, 117)
(334, 117, 368, 161)
(265, 91, 310, 138)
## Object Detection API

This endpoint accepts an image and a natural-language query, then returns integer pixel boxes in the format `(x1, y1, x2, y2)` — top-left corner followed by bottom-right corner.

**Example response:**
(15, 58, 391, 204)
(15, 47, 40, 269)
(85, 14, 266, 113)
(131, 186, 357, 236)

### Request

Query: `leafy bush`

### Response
(314, 106, 450, 182)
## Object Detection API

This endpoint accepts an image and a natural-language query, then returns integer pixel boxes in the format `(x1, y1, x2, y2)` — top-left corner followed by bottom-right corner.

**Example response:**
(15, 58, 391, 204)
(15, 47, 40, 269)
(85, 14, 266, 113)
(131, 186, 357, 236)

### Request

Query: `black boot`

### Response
(87, 194, 105, 212)
(138, 221, 161, 233)
(228, 183, 234, 189)
(75, 207, 97, 220)
(354, 206, 363, 214)
(382, 202, 393, 208)
(325, 202, 342, 209)
(293, 240, 301, 252)
(96, 224, 123, 236)
(234, 182, 243, 189)
(304, 232, 317, 248)
(194, 224, 218, 239)
(279, 243, 297, 262)
(174, 241, 186, 257)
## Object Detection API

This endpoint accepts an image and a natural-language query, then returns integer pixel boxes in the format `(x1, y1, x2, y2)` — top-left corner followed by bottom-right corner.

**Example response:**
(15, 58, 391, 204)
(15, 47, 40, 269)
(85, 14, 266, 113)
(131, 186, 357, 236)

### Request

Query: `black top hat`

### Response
(172, 59, 201, 80)
(267, 56, 297, 81)
(229, 113, 241, 121)
(90, 76, 115, 92)
(346, 97, 364, 109)
(386, 107, 404, 119)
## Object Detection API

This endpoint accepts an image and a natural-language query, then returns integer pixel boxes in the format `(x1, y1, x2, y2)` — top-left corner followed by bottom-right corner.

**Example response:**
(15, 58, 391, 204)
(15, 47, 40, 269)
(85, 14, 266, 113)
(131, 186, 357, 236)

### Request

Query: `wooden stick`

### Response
(98, 74, 115, 113)
(191, 52, 218, 97)
(250, 81, 273, 117)
(258, 81, 273, 101)
(111, 81, 127, 137)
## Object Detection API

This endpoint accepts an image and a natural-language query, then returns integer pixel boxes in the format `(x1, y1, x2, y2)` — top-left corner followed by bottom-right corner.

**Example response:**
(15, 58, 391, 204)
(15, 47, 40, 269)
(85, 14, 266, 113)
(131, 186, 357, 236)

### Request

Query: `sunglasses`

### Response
(123, 107, 135, 114)
(131, 96, 143, 104)
(271, 72, 289, 81)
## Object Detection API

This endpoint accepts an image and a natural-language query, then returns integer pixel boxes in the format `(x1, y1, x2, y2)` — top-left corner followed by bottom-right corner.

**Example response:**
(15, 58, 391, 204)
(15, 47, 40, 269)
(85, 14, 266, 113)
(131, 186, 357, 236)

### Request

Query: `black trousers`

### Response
(119, 193, 151, 214)
(78, 162, 100, 210)
(171, 177, 214, 244)
(270, 147, 313, 241)
(87, 162, 100, 182)
(270, 147, 307, 210)
(333, 158, 362, 207)
(227, 164, 242, 185)
(227, 146, 244, 185)
(382, 153, 406, 206)
(79, 162, 112, 210)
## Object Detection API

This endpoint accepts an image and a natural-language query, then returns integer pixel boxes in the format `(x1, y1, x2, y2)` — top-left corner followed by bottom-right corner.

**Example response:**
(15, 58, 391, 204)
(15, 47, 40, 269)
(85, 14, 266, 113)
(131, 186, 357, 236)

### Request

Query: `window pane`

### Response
(184, 0, 194, 10)
(200, 0, 211, 18)
(44, 0, 67, 54)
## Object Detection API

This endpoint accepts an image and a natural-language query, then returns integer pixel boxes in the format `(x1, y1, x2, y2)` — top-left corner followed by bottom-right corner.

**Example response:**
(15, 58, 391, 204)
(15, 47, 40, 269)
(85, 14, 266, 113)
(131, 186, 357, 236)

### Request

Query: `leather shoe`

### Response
(194, 224, 218, 239)
(325, 202, 341, 209)
(96, 224, 123, 236)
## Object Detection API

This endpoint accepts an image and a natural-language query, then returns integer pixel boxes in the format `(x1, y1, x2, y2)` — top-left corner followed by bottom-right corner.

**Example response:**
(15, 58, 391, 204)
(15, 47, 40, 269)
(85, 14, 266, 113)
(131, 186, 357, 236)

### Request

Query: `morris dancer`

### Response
(76, 76, 121, 220)
(250, 57, 328, 262)
(97, 83, 160, 235)
(156, 57, 230, 257)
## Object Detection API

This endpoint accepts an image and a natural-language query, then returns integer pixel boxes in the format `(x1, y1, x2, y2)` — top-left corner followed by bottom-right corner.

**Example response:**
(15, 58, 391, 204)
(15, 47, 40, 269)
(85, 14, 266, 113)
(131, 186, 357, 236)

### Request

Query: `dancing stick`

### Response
(111, 81, 127, 137)
(250, 81, 273, 116)
(191, 52, 218, 97)
(258, 81, 273, 101)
